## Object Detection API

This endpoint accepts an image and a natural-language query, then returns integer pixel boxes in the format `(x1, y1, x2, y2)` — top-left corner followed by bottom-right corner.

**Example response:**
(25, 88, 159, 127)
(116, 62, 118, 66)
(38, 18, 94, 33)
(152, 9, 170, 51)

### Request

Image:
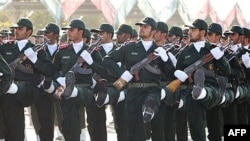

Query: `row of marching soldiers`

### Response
(0, 16, 250, 141)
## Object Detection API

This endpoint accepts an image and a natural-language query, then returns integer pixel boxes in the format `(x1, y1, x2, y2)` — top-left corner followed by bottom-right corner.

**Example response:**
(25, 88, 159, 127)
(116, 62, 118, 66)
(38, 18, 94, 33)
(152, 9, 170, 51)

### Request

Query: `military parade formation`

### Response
(0, 16, 250, 141)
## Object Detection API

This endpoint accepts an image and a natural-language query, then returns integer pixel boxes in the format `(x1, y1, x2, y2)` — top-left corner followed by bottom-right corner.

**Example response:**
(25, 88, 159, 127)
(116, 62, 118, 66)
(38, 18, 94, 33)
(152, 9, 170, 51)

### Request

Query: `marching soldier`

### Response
(36, 23, 61, 141)
(0, 54, 12, 140)
(154, 21, 178, 141)
(86, 23, 118, 141)
(174, 19, 231, 141)
(52, 19, 94, 141)
(205, 23, 234, 141)
(0, 18, 53, 141)
(113, 24, 133, 141)
(103, 17, 175, 141)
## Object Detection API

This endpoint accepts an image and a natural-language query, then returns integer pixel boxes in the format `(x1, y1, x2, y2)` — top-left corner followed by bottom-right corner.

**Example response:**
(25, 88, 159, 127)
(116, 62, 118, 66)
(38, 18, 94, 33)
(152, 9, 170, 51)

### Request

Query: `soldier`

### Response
(167, 26, 183, 43)
(0, 18, 53, 141)
(174, 19, 231, 141)
(0, 54, 12, 141)
(154, 22, 178, 141)
(103, 17, 175, 141)
(78, 28, 91, 141)
(52, 19, 94, 141)
(205, 23, 232, 141)
(131, 28, 139, 42)
(85, 23, 117, 141)
(113, 24, 133, 141)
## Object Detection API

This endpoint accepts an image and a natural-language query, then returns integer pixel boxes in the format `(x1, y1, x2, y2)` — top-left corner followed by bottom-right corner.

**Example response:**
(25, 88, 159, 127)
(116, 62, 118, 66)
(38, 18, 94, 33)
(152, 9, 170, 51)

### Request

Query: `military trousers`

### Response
(60, 85, 93, 141)
(125, 86, 166, 141)
(1, 81, 40, 141)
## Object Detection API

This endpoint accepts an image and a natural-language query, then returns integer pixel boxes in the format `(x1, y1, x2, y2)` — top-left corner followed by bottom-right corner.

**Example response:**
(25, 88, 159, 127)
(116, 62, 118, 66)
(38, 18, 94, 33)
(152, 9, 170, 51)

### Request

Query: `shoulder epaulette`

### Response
(2, 40, 15, 44)
(59, 43, 70, 49)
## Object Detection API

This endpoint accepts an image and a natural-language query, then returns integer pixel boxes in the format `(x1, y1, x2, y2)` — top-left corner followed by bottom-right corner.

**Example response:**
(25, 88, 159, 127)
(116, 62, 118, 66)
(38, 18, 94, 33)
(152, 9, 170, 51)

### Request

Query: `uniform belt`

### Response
(76, 84, 91, 87)
(180, 85, 193, 89)
(128, 83, 159, 88)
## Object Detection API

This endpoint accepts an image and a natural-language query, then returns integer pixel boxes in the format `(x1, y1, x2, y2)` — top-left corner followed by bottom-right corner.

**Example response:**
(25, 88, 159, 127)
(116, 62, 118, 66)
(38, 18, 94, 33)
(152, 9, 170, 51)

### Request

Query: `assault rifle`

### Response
(9, 38, 49, 75)
(167, 42, 233, 93)
(69, 36, 102, 74)
(113, 40, 180, 90)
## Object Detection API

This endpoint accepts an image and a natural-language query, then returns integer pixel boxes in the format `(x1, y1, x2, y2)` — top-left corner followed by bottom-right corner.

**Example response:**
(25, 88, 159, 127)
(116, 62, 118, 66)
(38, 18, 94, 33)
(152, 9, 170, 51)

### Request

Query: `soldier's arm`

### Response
(215, 56, 231, 76)
(103, 46, 127, 77)
(52, 50, 63, 80)
(33, 50, 53, 76)
(0, 54, 12, 94)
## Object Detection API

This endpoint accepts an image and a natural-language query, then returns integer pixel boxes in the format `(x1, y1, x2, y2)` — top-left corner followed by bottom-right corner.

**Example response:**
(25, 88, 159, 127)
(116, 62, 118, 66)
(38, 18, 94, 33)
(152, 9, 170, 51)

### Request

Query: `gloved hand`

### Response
(80, 50, 93, 65)
(210, 47, 224, 60)
(174, 70, 188, 82)
(154, 47, 168, 62)
(56, 77, 66, 87)
(121, 70, 133, 82)
(0, 72, 3, 76)
(242, 52, 250, 68)
(24, 48, 38, 64)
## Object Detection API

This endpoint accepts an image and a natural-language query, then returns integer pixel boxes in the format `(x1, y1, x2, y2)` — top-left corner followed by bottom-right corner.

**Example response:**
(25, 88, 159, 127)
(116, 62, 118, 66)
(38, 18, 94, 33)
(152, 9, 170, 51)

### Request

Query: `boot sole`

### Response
(192, 69, 205, 99)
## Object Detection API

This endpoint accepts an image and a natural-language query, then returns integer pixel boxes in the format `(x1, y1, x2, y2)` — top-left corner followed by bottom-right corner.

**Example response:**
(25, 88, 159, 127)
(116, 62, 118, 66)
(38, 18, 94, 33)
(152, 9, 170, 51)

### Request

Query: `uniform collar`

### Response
(102, 42, 113, 54)
(17, 39, 29, 51)
(47, 43, 57, 55)
(72, 40, 84, 54)
(141, 40, 153, 51)
(193, 40, 205, 53)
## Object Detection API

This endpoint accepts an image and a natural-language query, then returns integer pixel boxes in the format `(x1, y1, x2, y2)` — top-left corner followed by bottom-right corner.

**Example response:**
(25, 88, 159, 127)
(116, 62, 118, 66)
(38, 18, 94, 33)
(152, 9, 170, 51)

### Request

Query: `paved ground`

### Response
(18, 106, 211, 141)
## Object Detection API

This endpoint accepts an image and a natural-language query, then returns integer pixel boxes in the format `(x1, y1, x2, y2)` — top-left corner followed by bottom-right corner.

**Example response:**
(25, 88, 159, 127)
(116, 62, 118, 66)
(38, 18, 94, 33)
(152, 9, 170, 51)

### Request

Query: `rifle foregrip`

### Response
(167, 79, 182, 93)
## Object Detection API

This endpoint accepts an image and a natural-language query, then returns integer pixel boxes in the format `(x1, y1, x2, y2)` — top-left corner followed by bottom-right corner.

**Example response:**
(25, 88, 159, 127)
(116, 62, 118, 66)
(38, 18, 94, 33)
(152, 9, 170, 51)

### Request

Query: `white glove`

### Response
(24, 48, 38, 64)
(154, 47, 168, 62)
(121, 70, 133, 82)
(242, 52, 250, 68)
(168, 52, 177, 67)
(56, 77, 66, 87)
(6, 83, 18, 94)
(0, 72, 3, 76)
(80, 50, 93, 65)
(174, 70, 188, 82)
(210, 47, 224, 60)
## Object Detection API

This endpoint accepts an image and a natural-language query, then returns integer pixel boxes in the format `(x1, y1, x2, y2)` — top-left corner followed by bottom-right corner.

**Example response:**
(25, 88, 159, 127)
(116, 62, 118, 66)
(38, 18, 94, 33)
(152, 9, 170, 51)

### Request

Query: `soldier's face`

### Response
(189, 28, 202, 42)
(15, 27, 32, 40)
(117, 33, 128, 44)
(154, 31, 164, 42)
(99, 31, 112, 43)
(207, 33, 217, 43)
(139, 25, 155, 39)
(67, 28, 83, 42)
(229, 33, 241, 44)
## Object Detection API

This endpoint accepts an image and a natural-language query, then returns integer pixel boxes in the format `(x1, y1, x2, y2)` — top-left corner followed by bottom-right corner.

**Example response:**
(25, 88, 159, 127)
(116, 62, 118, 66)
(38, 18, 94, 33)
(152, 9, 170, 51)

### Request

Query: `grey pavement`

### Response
(20, 106, 210, 141)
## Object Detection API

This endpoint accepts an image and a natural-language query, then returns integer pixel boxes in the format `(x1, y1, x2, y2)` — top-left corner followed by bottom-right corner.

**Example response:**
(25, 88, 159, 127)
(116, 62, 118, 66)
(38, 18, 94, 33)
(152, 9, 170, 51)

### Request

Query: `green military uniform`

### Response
(176, 19, 231, 141)
(103, 17, 175, 141)
(53, 20, 93, 140)
(235, 27, 250, 125)
(33, 23, 62, 141)
(0, 18, 53, 141)
(86, 23, 120, 141)
(0, 54, 12, 139)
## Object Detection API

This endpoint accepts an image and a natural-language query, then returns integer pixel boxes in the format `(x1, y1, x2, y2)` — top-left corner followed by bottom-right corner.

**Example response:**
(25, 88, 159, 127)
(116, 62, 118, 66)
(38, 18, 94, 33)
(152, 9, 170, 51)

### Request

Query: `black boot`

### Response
(62, 71, 75, 99)
(142, 96, 157, 123)
(217, 76, 227, 105)
(192, 69, 205, 99)
(95, 79, 108, 107)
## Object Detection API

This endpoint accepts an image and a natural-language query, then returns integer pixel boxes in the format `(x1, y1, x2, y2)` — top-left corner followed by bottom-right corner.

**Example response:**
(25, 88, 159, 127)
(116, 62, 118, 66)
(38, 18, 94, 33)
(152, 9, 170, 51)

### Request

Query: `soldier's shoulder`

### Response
(2, 40, 15, 45)
(59, 43, 70, 50)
